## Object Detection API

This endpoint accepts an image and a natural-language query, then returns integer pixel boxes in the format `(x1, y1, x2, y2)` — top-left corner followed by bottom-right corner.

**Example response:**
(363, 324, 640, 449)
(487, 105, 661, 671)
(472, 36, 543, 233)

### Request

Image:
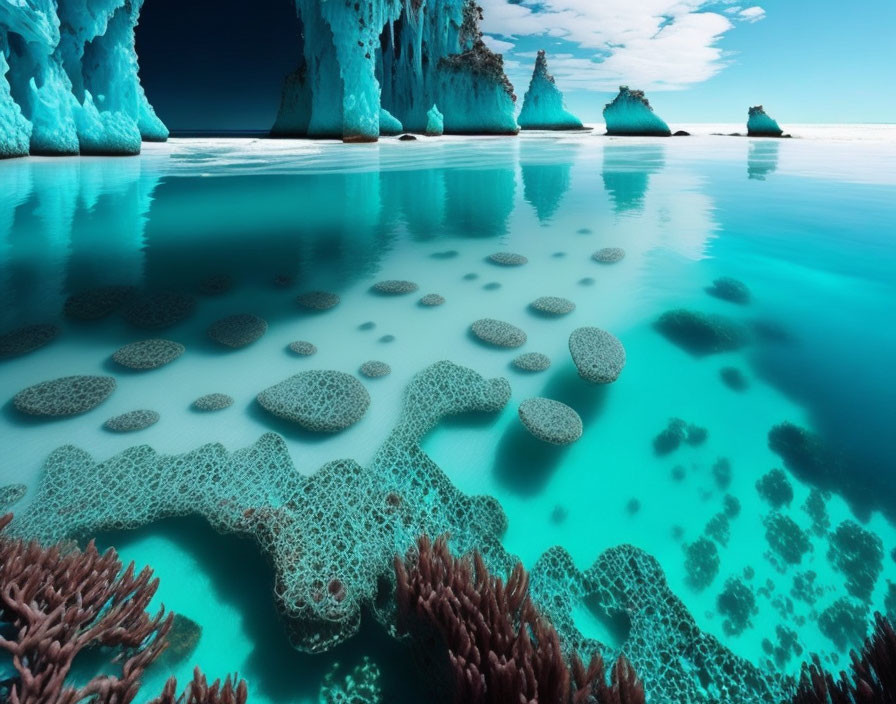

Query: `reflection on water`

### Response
(748, 140, 780, 180)
(520, 139, 580, 223)
(601, 144, 666, 213)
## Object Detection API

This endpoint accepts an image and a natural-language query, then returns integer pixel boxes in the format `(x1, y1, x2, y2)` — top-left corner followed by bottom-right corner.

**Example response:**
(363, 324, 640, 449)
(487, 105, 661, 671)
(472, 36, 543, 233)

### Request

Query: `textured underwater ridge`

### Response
(10, 359, 789, 703)
(748, 106, 784, 137)
(603, 86, 672, 137)
(517, 50, 583, 131)
(0, 0, 517, 154)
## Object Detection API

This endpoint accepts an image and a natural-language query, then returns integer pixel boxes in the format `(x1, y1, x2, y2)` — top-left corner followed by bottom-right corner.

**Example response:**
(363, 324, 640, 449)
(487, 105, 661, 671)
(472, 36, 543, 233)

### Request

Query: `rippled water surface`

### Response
(1, 128, 895, 702)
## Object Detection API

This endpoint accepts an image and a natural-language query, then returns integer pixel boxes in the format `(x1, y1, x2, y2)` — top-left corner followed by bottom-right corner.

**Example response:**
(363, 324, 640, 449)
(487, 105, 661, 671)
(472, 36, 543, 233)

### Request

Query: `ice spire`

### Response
(518, 51, 583, 130)
(747, 106, 784, 137)
(603, 86, 672, 137)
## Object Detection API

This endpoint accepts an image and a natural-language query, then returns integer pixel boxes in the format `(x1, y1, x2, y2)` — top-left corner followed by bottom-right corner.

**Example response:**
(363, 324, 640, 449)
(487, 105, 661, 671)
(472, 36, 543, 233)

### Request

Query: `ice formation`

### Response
(747, 105, 784, 137)
(603, 86, 672, 136)
(271, 0, 518, 141)
(1, 0, 517, 156)
(517, 51, 583, 130)
(0, 0, 167, 157)
(426, 104, 444, 136)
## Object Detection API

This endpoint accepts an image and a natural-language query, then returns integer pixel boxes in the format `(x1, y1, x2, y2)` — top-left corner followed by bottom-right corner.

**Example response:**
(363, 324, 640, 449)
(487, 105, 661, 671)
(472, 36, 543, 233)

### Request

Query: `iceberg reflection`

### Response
(601, 144, 666, 213)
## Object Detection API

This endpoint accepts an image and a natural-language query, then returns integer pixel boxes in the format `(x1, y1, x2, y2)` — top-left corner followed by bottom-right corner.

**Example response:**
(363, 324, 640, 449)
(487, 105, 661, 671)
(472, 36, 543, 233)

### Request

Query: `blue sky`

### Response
(482, 0, 896, 124)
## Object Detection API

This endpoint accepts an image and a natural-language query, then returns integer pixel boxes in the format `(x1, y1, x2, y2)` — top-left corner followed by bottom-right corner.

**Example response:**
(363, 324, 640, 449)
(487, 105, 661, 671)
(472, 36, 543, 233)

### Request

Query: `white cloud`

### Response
(479, 0, 765, 91)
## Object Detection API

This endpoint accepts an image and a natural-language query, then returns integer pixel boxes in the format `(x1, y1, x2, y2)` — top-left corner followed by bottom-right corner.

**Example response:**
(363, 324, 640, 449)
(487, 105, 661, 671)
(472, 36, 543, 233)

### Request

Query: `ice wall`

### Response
(274, 0, 519, 140)
(0, 0, 167, 157)
(747, 105, 783, 137)
(517, 50, 582, 130)
(603, 86, 671, 137)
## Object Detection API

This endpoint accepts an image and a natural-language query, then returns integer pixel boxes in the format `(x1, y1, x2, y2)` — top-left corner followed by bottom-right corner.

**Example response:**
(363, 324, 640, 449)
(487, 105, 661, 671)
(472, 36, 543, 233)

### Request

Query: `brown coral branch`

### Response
(791, 611, 896, 704)
(394, 534, 644, 704)
(147, 667, 249, 704)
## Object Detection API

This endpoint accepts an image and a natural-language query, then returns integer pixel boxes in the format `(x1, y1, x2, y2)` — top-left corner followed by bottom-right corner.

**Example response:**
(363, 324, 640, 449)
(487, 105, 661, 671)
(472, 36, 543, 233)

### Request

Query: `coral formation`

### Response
(360, 361, 391, 379)
(652, 418, 707, 455)
(370, 280, 419, 295)
(257, 371, 371, 432)
(654, 309, 747, 356)
(122, 292, 196, 329)
(517, 51, 583, 131)
(11, 361, 513, 654)
(13, 375, 116, 417)
(568, 327, 626, 383)
(487, 252, 528, 266)
(471, 318, 527, 348)
(0, 514, 173, 702)
(0, 483, 26, 509)
(791, 612, 896, 703)
(419, 293, 446, 307)
(207, 314, 268, 349)
(296, 291, 341, 311)
(149, 668, 249, 704)
(592, 248, 626, 264)
(603, 87, 671, 136)
(763, 513, 811, 566)
(707, 277, 751, 304)
(717, 577, 757, 635)
(0, 323, 59, 359)
(289, 341, 318, 356)
(105, 409, 161, 432)
(530, 296, 575, 316)
(827, 520, 884, 602)
(529, 544, 786, 703)
(64, 285, 136, 320)
(192, 393, 235, 412)
(748, 107, 784, 137)
(817, 597, 869, 652)
(395, 535, 644, 704)
(113, 339, 185, 370)
(684, 536, 720, 590)
(319, 657, 382, 704)
(518, 397, 583, 446)
(756, 468, 794, 509)
(512, 352, 551, 372)
(713, 457, 732, 490)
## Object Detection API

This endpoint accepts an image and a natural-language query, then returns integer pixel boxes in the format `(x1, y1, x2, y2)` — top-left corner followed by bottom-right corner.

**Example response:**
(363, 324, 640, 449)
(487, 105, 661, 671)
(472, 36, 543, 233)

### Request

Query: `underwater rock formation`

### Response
(271, 0, 517, 141)
(747, 106, 784, 137)
(0, 0, 167, 157)
(518, 397, 583, 445)
(0, 323, 59, 359)
(257, 370, 371, 432)
(517, 51, 583, 131)
(568, 327, 626, 383)
(603, 87, 671, 137)
(13, 374, 116, 417)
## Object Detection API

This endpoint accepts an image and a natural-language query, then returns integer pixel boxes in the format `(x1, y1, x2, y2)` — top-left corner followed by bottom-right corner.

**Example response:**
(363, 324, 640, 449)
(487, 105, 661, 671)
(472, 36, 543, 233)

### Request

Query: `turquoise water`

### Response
(1, 129, 895, 702)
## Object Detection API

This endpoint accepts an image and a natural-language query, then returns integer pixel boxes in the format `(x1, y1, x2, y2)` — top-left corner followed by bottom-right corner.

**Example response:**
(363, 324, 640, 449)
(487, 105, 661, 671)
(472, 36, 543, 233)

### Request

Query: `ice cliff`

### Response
(272, 0, 519, 141)
(517, 50, 582, 131)
(603, 86, 671, 137)
(0, 0, 167, 157)
(747, 105, 783, 137)
(2, 0, 518, 157)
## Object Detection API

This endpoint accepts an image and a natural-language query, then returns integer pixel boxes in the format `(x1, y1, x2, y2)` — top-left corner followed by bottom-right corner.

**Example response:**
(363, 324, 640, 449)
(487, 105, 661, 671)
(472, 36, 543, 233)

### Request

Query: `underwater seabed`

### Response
(1, 127, 896, 703)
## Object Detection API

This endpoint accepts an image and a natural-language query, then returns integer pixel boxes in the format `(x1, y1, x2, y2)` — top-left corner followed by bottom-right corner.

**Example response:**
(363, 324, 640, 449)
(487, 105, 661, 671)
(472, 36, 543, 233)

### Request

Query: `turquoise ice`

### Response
(426, 104, 444, 136)
(518, 51, 583, 131)
(747, 106, 784, 137)
(603, 85, 672, 136)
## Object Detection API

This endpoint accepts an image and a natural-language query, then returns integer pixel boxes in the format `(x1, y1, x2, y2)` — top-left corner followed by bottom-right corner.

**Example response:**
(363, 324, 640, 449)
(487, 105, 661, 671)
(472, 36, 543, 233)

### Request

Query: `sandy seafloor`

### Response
(0, 124, 894, 702)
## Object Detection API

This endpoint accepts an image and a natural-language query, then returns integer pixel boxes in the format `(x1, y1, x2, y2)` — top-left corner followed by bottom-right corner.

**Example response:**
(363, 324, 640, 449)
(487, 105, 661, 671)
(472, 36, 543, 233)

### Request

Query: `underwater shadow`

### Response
(493, 364, 609, 496)
(98, 517, 429, 704)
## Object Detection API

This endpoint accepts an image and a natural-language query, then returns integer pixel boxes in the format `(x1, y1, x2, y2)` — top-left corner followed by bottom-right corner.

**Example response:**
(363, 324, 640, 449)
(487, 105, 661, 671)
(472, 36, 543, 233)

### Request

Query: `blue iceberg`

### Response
(747, 105, 784, 137)
(272, 0, 518, 141)
(2, 0, 516, 156)
(518, 51, 582, 130)
(603, 86, 671, 137)
(0, 0, 167, 157)
(426, 104, 445, 137)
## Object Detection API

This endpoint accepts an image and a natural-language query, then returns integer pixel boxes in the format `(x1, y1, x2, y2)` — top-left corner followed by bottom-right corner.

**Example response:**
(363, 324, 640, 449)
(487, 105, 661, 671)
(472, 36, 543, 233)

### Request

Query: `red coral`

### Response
(0, 513, 249, 704)
(394, 534, 644, 704)
(792, 611, 896, 704)
(148, 668, 248, 704)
